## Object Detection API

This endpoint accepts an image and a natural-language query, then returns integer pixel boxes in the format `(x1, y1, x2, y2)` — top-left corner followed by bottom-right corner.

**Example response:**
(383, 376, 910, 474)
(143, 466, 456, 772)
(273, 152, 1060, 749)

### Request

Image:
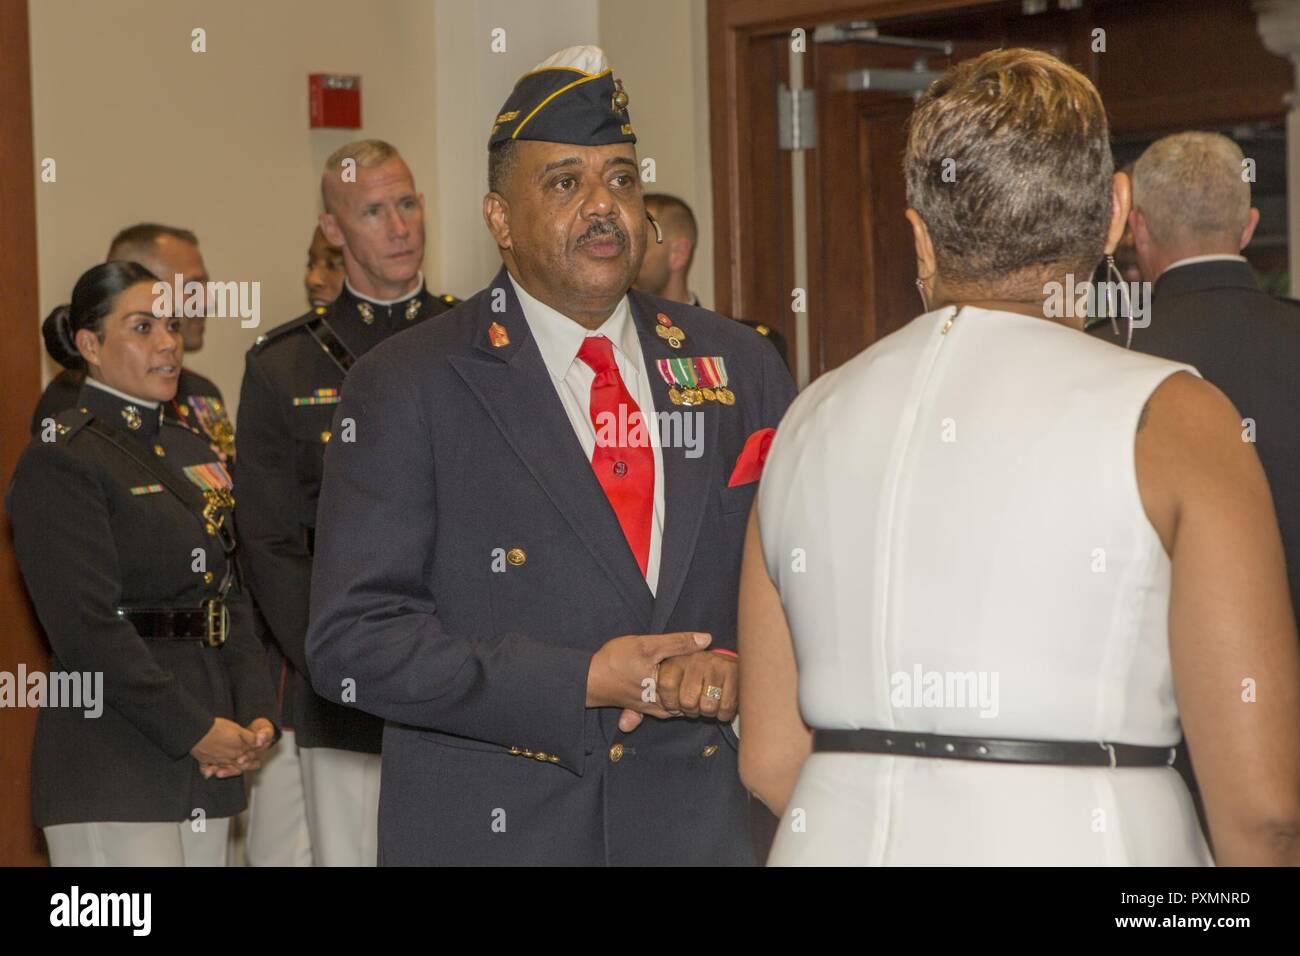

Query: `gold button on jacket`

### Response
(608, 743, 624, 763)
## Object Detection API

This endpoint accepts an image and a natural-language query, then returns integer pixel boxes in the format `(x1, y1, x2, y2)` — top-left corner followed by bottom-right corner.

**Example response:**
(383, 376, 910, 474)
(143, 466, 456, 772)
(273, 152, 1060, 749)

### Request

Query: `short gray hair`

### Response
(904, 48, 1113, 296)
(1131, 132, 1250, 246)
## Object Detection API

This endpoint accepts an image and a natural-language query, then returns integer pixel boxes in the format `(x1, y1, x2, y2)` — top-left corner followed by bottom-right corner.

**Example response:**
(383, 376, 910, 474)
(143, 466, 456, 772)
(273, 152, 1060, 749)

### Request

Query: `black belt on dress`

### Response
(117, 598, 228, 647)
(812, 728, 1177, 768)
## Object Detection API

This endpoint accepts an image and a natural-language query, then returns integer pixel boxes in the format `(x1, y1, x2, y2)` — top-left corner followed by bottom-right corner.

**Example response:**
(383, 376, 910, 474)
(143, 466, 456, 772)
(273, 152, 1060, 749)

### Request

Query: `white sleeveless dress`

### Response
(759, 306, 1213, 866)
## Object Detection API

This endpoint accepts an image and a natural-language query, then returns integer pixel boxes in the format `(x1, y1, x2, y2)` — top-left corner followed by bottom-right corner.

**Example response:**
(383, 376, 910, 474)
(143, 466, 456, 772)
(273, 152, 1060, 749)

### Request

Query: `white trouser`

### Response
(245, 728, 314, 866)
(44, 818, 231, 866)
(298, 746, 380, 867)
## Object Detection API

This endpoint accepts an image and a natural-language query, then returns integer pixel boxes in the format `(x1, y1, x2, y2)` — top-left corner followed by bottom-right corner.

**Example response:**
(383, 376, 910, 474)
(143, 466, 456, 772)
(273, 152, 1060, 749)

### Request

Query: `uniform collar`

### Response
(81, 377, 164, 436)
(343, 272, 425, 307)
(507, 273, 637, 381)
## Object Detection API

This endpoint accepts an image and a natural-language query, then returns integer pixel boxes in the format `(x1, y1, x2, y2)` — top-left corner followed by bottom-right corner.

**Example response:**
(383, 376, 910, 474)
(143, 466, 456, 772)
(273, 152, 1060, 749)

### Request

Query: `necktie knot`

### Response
(577, 335, 617, 376)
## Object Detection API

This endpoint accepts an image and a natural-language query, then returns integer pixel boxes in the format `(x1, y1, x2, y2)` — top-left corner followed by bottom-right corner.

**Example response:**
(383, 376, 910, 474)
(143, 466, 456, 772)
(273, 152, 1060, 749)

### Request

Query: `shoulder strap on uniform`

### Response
(252, 312, 315, 351)
(83, 420, 235, 555)
(305, 313, 356, 374)
(38, 407, 93, 443)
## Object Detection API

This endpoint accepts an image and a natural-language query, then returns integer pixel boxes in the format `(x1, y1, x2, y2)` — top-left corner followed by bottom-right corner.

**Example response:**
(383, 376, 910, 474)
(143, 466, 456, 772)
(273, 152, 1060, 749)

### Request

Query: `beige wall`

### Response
(599, 0, 714, 311)
(430, 0, 602, 296)
(29, 0, 440, 417)
(28, 0, 713, 420)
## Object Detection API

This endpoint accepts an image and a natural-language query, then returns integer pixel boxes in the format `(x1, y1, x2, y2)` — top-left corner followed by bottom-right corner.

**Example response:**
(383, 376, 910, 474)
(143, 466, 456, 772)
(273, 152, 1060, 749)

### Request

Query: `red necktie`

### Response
(577, 335, 654, 576)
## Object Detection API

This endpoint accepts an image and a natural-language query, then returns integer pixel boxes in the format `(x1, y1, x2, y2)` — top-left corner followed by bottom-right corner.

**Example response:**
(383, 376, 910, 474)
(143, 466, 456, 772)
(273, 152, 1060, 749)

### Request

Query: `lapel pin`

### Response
(488, 321, 510, 348)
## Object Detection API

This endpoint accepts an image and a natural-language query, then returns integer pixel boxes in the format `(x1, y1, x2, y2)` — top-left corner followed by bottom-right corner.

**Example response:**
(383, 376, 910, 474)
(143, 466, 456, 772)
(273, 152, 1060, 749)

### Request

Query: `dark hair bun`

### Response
(41, 304, 84, 370)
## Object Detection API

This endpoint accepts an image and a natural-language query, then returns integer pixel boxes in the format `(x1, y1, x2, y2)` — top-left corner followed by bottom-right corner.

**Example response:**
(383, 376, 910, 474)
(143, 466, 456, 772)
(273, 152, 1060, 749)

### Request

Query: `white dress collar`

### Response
(507, 273, 637, 381)
(344, 271, 424, 306)
(85, 376, 160, 409)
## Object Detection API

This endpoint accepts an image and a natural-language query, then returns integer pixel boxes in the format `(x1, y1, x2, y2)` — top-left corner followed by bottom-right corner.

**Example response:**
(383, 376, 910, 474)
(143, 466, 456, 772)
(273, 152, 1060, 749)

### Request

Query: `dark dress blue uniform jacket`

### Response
(306, 266, 795, 865)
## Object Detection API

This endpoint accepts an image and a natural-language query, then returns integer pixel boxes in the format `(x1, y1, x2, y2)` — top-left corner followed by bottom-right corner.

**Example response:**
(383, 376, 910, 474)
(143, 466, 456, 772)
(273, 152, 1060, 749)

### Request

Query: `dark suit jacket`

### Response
(306, 267, 796, 865)
(1091, 259, 1300, 616)
(8, 384, 275, 827)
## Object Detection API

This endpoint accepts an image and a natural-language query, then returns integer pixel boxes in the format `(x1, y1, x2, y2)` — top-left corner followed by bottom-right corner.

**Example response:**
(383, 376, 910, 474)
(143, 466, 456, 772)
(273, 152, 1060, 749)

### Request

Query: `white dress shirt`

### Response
(1160, 253, 1247, 277)
(508, 274, 665, 595)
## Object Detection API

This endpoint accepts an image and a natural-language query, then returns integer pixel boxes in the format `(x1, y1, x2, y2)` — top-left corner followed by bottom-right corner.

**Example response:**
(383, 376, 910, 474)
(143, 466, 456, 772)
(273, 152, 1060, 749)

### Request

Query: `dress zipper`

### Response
(874, 307, 961, 721)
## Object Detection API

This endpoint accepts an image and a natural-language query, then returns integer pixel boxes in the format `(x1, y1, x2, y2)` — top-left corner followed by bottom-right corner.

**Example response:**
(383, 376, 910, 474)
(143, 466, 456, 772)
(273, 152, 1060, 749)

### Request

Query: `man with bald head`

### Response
(634, 193, 700, 306)
(235, 139, 458, 866)
(31, 224, 233, 460)
(1095, 130, 1300, 623)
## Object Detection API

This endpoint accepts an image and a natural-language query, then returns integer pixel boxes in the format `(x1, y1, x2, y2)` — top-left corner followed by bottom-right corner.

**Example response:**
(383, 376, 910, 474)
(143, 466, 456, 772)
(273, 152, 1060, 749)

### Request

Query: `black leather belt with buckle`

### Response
(813, 728, 1177, 768)
(117, 598, 229, 648)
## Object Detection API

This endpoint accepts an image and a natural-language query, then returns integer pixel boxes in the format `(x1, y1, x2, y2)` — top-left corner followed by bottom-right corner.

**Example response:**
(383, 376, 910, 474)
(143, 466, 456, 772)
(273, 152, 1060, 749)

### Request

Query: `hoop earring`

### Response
(916, 277, 930, 312)
(1105, 254, 1133, 349)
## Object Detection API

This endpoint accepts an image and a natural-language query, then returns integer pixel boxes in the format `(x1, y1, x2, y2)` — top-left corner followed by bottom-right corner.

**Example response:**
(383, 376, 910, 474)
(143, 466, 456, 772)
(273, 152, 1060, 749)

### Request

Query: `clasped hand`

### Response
(190, 717, 275, 778)
(586, 632, 738, 733)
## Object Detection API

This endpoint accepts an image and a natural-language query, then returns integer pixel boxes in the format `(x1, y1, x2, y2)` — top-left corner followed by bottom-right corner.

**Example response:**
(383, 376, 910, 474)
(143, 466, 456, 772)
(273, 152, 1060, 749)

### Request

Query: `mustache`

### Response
(576, 220, 627, 247)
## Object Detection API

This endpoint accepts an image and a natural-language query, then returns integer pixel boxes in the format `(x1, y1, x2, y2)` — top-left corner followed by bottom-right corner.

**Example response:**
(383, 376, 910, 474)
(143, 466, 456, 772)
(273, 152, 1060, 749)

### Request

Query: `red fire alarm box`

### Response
(309, 74, 361, 129)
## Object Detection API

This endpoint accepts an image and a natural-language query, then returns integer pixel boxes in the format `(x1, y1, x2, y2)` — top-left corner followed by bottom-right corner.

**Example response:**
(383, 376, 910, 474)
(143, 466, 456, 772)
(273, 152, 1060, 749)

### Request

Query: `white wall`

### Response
(29, 0, 714, 418)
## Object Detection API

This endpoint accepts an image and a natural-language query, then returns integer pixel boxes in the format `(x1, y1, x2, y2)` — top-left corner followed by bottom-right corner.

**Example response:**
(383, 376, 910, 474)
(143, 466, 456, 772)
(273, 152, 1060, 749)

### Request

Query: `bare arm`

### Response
(1137, 371, 1300, 865)
(737, 502, 812, 815)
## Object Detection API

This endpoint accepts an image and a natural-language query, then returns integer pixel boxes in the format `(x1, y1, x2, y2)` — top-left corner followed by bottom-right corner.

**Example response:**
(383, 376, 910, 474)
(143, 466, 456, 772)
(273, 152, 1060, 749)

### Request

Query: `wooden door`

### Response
(0, 0, 50, 866)
(805, 34, 996, 373)
(712, 0, 1291, 382)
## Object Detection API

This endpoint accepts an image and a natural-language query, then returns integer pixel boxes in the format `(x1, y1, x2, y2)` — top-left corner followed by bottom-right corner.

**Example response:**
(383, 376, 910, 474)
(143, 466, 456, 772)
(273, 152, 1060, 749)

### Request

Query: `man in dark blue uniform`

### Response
(307, 46, 795, 865)
(236, 139, 458, 866)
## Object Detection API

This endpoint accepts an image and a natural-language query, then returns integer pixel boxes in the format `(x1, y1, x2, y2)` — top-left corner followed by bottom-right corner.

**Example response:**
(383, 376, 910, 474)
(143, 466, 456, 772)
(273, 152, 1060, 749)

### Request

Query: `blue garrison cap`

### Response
(489, 45, 636, 148)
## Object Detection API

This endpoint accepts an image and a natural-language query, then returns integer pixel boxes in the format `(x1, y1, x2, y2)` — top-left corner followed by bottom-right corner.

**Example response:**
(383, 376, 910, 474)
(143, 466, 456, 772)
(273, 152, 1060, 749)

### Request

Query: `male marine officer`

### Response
(307, 46, 795, 865)
(236, 139, 458, 866)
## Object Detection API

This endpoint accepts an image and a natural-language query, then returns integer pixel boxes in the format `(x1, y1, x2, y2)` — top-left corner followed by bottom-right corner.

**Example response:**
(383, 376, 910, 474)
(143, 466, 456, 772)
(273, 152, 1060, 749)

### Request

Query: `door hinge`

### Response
(778, 86, 816, 151)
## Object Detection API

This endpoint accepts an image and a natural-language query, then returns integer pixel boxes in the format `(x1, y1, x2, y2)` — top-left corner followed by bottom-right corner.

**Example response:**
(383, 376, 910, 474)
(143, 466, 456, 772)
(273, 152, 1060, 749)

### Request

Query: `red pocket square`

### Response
(727, 427, 776, 488)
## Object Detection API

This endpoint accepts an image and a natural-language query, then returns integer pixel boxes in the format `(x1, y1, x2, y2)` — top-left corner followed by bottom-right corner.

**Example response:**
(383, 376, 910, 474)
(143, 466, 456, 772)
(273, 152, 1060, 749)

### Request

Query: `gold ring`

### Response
(705, 685, 723, 701)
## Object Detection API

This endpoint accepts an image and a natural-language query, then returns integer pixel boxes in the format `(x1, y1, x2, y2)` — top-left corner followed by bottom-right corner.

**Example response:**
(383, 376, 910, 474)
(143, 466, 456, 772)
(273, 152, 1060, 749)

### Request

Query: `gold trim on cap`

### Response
(512, 69, 613, 140)
(518, 64, 606, 81)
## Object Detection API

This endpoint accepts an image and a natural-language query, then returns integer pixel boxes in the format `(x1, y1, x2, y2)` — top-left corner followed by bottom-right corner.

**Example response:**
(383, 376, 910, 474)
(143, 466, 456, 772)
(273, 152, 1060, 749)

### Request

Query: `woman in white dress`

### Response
(738, 48, 1300, 866)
